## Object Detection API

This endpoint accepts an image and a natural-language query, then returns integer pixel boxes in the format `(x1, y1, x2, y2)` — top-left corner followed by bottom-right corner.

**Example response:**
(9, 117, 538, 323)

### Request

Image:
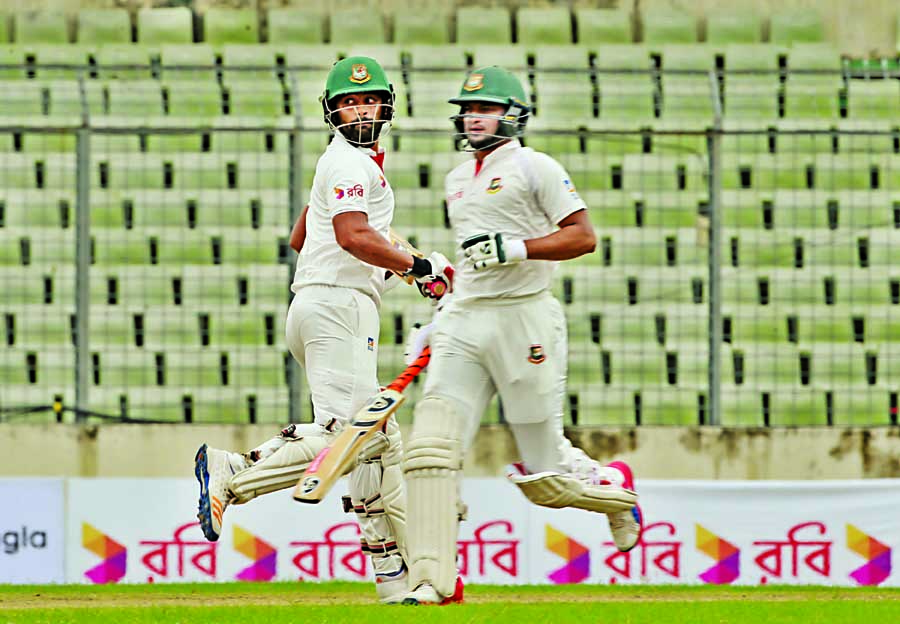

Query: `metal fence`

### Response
(0, 65, 898, 427)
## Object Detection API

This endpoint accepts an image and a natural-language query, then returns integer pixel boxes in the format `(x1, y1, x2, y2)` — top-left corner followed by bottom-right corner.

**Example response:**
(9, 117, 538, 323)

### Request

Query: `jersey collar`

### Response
(473, 139, 520, 176)
(332, 131, 386, 170)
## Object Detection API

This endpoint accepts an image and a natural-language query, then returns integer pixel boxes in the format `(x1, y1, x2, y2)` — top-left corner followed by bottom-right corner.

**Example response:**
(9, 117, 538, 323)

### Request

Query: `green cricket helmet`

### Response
(321, 56, 395, 147)
(449, 66, 530, 150)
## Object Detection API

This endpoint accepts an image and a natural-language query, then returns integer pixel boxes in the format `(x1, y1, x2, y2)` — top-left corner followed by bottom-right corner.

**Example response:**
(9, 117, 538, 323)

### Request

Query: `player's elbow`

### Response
(574, 226, 596, 256)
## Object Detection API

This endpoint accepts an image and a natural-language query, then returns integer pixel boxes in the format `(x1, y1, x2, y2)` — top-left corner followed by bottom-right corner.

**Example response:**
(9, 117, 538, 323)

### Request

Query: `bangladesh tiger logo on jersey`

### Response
(486, 177, 503, 194)
(528, 345, 546, 364)
(350, 64, 371, 84)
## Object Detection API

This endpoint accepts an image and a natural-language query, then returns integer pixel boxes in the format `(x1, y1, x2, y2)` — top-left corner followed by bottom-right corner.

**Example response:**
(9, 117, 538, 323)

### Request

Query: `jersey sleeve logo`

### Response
(334, 184, 365, 200)
(563, 178, 581, 200)
(463, 73, 484, 91)
(350, 64, 371, 84)
(486, 177, 503, 194)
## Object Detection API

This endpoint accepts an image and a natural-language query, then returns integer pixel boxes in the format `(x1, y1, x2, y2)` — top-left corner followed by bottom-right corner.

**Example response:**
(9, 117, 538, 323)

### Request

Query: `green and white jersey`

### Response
(444, 141, 587, 303)
(293, 133, 394, 307)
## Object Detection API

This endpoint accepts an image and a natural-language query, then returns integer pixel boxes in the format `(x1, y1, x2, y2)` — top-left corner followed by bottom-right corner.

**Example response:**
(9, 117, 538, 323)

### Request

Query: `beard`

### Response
(338, 120, 383, 146)
(466, 132, 505, 150)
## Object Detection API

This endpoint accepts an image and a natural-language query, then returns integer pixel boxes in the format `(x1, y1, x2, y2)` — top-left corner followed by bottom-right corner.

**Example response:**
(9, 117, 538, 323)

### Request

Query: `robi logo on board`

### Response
(2, 526, 48, 555)
(234, 525, 277, 582)
(545, 524, 590, 584)
(847, 524, 891, 586)
(82, 523, 127, 584)
(696, 524, 740, 584)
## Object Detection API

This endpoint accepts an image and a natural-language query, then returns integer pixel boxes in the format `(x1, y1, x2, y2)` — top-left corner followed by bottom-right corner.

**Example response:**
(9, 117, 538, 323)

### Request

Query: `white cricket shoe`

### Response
(401, 577, 464, 606)
(374, 556, 409, 604)
(605, 460, 643, 552)
(194, 443, 242, 542)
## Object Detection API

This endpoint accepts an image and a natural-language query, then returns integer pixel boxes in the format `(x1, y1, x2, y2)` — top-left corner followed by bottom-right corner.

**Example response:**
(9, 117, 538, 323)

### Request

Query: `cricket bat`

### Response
(389, 228, 422, 285)
(292, 345, 432, 504)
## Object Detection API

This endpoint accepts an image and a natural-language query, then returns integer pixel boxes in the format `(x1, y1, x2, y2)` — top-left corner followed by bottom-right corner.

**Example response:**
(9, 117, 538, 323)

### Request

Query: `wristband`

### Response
(505, 238, 528, 263)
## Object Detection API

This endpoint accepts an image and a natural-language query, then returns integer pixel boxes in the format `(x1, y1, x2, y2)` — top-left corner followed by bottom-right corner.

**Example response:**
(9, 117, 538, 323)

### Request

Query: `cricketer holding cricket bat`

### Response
(192, 56, 452, 604)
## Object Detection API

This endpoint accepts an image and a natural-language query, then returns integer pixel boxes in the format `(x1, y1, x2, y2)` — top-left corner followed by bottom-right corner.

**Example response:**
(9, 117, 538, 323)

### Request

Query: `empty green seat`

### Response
(221, 44, 277, 81)
(0, 45, 25, 78)
(94, 45, 152, 80)
(77, 9, 130, 45)
(0, 13, 8, 43)
(204, 8, 258, 45)
(532, 73, 593, 124)
(15, 12, 68, 44)
(784, 44, 842, 118)
(517, 7, 571, 46)
(770, 9, 824, 44)
(160, 44, 217, 82)
(392, 10, 448, 45)
(328, 8, 385, 46)
(456, 7, 511, 45)
(722, 44, 783, 119)
(847, 80, 900, 119)
(226, 80, 286, 118)
(106, 81, 164, 117)
(30, 46, 92, 79)
(659, 45, 715, 120)
(137, 8, 193, 45)
(595, 45, 654, 122)
(267, 9, 322, 45)
(705, 10, 761, 45)
(0, 81, 43, 116)
(164, 81, 222, 117)
(575, 9, 631, 45)
(643, 10, 696, 44)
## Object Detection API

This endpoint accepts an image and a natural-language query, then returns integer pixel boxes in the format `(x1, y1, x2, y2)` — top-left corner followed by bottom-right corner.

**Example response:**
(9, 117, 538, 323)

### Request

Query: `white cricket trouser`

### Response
(422, 291, 577, 473)
(285, 284, 380, 427)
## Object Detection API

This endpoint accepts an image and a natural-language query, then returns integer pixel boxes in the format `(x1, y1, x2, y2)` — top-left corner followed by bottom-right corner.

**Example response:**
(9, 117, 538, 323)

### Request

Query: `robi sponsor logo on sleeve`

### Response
(563, 178, 581, 200)
(334, 184, 365, 200)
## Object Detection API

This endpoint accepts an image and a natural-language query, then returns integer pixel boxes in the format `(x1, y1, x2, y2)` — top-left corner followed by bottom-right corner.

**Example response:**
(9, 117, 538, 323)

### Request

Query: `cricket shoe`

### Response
(401, 577, 464, 606)
(604, 460, 643, 552)
(194, 443, 243, 542)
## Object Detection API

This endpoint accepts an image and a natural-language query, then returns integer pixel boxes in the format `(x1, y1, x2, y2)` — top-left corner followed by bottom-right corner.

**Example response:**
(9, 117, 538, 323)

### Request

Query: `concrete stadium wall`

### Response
(2, 424, 898, 479)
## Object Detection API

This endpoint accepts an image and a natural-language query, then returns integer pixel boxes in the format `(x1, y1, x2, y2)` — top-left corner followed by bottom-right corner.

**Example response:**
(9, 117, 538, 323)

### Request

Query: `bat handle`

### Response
(386, 345, 431, 393)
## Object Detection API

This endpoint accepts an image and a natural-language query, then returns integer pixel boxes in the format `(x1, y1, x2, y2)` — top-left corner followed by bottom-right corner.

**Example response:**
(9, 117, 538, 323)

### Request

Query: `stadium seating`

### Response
(15, 12, 68, 44)
(456, 7, 511, 45)
(137, 7, 193, 45)
(575, 9, 631, 45)
(0, 5, 897, 428)
(517, 7, 572, 46)
(204, 9, 258, 46)
(393, 10, 449, 45)
(705, 10, 762, 45)
(77, 9, 131, 45)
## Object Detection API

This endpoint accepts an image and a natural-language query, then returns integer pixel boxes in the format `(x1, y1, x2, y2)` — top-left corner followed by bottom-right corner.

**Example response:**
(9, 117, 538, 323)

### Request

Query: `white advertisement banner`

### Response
(0, 478, 65, 584)
(64, 478, 899, 587)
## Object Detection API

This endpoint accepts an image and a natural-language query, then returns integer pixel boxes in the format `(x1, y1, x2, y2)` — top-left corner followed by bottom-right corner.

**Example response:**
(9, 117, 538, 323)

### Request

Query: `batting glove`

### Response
(410, 252, 454, 303)
(461, 233, 527, 271)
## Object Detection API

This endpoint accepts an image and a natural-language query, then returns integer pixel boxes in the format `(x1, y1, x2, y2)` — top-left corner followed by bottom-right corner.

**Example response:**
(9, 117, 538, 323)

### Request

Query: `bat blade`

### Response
(292, 389, 406, 503)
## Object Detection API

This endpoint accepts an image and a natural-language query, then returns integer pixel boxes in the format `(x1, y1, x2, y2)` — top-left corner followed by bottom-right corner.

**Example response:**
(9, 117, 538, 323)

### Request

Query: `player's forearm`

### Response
(339, 226, 415, 274)
(524, 224, 596, 261)
(289, 205, 309, 253)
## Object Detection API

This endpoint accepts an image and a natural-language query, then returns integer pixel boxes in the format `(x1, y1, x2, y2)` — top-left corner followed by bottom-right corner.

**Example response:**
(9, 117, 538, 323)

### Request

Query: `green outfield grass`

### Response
(1, 582, 898, 624)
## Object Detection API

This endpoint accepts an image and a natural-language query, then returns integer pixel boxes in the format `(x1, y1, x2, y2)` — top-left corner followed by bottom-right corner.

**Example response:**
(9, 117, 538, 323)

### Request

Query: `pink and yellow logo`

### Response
(82, 523, 127, 584)
(546, 524, 590, 584)
(234, 525, 277, 582)
(847, 524, 891, 586)
(696, 524, 740, 584)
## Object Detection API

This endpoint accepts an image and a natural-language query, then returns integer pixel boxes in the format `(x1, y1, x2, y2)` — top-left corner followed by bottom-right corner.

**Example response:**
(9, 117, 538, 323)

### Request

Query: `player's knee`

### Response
(403, 397, 466, 474)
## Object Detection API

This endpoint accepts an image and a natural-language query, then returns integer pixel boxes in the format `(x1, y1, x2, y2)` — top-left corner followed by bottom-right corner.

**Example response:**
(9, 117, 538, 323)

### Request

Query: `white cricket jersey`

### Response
(292, 132, 394, 307)
(444, 140, 587, 303)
